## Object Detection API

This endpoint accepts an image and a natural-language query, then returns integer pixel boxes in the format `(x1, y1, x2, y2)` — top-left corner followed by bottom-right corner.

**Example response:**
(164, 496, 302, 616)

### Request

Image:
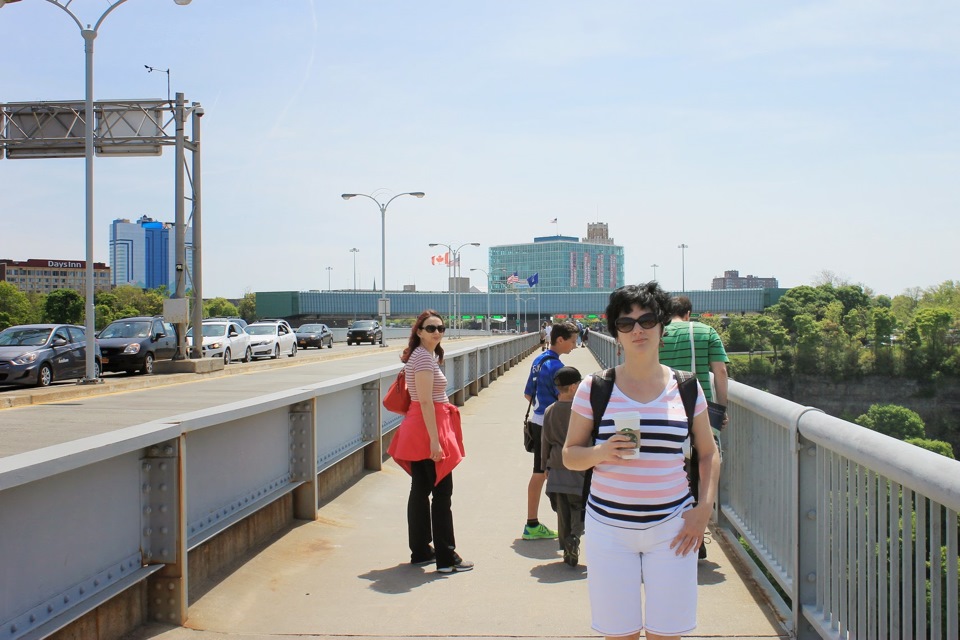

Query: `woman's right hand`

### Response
(429, 438, 443, 462)
(598, 434, 635, 461)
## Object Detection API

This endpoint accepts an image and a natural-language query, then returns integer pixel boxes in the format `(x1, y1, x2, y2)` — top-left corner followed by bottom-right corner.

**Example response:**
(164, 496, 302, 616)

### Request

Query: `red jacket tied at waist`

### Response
(387, 402, 465, 484)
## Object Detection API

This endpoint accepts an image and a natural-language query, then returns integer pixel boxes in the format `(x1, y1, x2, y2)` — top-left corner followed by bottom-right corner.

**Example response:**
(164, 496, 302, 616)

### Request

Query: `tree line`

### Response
(706, 280, 960, 381)
(0, 283, 258, 331)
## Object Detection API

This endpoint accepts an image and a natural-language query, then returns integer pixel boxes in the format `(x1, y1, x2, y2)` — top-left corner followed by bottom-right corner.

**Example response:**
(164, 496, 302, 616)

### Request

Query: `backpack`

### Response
(582, 367, 700, 505)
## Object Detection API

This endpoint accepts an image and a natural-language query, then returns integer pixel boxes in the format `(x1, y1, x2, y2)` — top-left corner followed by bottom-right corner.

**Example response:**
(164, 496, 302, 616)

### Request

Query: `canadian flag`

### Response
(431, 252, 450, 266)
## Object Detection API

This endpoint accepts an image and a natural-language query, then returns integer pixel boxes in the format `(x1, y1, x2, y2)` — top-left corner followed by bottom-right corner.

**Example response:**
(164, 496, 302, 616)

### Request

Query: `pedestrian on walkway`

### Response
(387, 310, 474, 574)
(521, 321, 577, 541)
(563, 283, 720, 640)
(541, 365, 586, 566)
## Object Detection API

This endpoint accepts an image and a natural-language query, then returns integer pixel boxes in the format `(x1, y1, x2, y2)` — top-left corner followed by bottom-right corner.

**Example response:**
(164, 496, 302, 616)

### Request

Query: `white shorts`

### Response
(585, 513, 698, 637)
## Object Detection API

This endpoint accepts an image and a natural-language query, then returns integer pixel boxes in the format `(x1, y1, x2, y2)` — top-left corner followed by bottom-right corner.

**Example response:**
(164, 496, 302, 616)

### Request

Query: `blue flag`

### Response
(526, 272, 539, 288)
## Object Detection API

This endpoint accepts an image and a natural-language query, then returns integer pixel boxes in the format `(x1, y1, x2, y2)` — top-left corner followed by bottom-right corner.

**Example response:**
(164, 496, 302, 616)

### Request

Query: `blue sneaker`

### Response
(522, 523, 558, 540)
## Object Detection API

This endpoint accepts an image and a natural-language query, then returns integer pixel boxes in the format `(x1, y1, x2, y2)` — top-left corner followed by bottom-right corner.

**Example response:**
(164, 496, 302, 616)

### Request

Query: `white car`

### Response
(186, 321, 252, 364)
(245, 321, 297, 360)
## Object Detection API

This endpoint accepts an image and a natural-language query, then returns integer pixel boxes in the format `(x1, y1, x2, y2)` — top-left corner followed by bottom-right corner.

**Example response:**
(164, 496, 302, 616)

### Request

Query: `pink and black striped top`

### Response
(405, 346, 449, 404)
(572, 371, 706, 529)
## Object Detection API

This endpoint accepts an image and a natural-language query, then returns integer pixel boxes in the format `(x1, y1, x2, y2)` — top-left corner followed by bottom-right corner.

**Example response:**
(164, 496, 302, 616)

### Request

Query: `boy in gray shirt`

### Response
(541, 366, 586, 567)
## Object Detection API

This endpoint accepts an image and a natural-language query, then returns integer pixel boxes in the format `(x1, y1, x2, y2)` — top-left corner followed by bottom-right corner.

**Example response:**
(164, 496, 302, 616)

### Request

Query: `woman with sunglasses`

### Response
(563, 283, 720, 640)
(387, 310, 473, 574)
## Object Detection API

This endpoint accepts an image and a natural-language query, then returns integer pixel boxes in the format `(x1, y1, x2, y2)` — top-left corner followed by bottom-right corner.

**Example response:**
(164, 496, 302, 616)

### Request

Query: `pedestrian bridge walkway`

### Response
(128, 344, 785, 640)
(2, 333, 957, 640)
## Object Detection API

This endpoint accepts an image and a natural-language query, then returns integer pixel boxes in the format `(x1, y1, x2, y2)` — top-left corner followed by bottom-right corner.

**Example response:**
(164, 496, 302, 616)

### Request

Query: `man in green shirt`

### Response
(659, 296, 729, 412)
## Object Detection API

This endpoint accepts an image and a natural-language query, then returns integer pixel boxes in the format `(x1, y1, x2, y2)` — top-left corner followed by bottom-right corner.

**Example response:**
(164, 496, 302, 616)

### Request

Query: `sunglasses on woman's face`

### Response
(615, 314, 658, 333)
(422, 324, 446, 334)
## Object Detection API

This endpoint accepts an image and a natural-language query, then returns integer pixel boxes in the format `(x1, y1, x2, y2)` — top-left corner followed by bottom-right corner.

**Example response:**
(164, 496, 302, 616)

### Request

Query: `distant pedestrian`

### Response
(387, 310, 473, 574)
(541, 365, 586, 566)
(581, 326, 590, 348)
(539, 322, 548, 351)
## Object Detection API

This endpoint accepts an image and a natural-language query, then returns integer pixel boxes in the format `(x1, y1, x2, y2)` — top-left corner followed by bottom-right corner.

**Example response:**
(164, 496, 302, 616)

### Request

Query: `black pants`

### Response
(407, 459, 456, 567)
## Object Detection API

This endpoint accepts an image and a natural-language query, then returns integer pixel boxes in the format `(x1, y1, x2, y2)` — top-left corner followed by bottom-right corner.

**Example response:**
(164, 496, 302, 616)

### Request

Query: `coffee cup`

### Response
(612, 411, 641, 459)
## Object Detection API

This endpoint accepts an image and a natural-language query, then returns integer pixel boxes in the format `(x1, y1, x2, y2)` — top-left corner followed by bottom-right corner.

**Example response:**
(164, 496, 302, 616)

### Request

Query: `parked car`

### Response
(295, 323, 334, 349)
(246, 321, 297, 359)
(346, 320, 382, 346)
(97, 316, 177, 375)
(186, 321, 251, 364)
(0, 324, 101, 387)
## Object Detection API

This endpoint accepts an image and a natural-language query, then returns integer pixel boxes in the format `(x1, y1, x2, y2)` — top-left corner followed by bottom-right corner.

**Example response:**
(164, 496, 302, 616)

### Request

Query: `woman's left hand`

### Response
(671, 505, 712, 557)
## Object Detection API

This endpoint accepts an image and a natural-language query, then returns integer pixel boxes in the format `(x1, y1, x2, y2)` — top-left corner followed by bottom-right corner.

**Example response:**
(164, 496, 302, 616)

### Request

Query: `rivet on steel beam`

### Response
(79, 586, 85, 594)
(144, 528, 153, 536)
(63, 595, 69, 603)
(807, 572, 817, 583)
(162, 549, 169, 558)
(143, 484, 151, 494)
(143, 463, 152, 472)
(806, 509, 817, 520)
(159, 462, 168, 471)
(164, 445, 174, 455)
(160, 526, 168, 535)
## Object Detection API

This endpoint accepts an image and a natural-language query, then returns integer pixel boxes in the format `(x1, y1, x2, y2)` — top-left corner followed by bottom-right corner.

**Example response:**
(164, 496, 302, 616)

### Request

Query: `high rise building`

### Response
(110, 216, 193, 290)
(489, 223, 624, 293)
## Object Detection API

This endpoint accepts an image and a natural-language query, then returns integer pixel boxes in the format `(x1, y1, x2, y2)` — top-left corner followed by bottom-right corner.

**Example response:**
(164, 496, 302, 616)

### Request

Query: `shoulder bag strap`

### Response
(583, 367, 616, 506)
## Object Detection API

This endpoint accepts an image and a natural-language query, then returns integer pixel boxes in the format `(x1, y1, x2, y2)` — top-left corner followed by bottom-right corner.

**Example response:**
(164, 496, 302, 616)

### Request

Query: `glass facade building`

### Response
(489, 232, 625, 294)
(110, 216, 193, 290)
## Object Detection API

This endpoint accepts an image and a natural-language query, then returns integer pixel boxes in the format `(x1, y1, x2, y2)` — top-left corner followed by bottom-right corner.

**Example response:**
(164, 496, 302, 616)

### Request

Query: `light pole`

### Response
(429, 241, 479, 338)
(470, 268, 491, 333)
(349, 248, 359, 320)
(341, 191, 425, 346)
(678, 244, 688, 292)
(519, 296, 535, 333)
(651, 263, 659, 281)
(325, 266, 333, 291)
(6, 0, 193, 381)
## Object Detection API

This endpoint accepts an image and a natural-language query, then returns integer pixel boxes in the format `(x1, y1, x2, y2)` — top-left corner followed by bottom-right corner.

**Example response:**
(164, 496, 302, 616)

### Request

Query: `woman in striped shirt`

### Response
(563, 283, 720, 640)
(387, 310, 473, 574)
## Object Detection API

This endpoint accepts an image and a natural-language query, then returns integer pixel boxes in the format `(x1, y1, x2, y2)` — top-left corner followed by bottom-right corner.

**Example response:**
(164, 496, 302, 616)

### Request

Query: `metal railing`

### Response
(0, 334, 538, 640)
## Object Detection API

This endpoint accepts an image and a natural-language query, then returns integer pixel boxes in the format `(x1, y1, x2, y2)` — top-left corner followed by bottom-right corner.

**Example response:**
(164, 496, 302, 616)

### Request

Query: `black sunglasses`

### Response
(422, 324, 446, 334)
(615, 314, 659, 333)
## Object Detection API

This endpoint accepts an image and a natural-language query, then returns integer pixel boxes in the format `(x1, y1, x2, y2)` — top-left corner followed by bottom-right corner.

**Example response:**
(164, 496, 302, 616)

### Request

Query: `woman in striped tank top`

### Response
(563, 283, 720, 640)
(387, 310, 473, 574)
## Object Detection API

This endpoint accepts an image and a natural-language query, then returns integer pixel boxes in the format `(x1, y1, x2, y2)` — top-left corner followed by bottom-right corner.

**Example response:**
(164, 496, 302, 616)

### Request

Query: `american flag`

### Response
(507, 272, 520, 284)
(549, 218, 558, 223)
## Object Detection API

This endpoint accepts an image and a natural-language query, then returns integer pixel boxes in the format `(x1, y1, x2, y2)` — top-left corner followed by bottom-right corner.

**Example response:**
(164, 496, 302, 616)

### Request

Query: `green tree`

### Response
(793, 313, 821, 374)
(237, 292, 257, 323)
(0, 282, 33, 329)
(204, 297, 238, 318)
(906, 307, 953, 370)
(855, 404, 926, 440)
(112, 285, 164, 316)
(44, 289, 84, 324)
(904, 438, 955, 459)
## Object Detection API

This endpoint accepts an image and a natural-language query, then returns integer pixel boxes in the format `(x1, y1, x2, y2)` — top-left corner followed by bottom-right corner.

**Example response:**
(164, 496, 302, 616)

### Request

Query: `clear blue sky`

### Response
(2, 1, 957, 299)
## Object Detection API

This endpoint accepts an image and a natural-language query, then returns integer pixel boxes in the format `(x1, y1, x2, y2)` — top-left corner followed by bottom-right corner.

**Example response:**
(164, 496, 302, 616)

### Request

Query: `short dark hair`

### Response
(550, 321, 577, 345)
(605, 282, 673, 335)
(672, 296, 693, 317)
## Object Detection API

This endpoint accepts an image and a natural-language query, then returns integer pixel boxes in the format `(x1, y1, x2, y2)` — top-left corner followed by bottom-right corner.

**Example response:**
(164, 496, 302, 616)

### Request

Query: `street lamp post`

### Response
(6, 0, 193, 381)
(349, 248, 359, 320)
(429, 241, 479, 339)
(470, 268, 491, 333)
(325, 266, 333, 291)
(651, 263, 659, 281)
(519, 296, 535, 333)
(678, 244, 689, 292)
(341, 191, 425, 346)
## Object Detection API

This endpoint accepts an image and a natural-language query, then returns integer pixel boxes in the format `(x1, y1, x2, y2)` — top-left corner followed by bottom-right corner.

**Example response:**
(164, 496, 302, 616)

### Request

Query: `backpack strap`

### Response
(583, 367, 616, 506)
(673, 368, 699, 435)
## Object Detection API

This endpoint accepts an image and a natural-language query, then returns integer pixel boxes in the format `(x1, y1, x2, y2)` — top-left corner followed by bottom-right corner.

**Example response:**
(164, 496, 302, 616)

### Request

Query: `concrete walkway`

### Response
(129, 346, 788, 640)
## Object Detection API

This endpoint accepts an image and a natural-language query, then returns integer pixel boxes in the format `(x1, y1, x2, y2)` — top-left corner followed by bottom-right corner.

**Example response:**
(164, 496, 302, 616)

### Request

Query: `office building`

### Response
(488, 222, 624, 293)
(0, 258, 111, 294)
(110, 216, 193, 290)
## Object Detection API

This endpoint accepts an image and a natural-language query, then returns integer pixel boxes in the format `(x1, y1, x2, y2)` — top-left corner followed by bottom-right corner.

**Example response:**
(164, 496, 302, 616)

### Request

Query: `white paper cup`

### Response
(613, 411, 641, 459)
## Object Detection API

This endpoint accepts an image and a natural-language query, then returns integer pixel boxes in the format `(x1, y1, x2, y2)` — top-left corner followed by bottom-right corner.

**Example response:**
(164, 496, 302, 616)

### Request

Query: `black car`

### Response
(0, 324, 102, 387)
(295, 323, 334, 349)
(97, 316, 177, 375)
(346, 320, 382, 346)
